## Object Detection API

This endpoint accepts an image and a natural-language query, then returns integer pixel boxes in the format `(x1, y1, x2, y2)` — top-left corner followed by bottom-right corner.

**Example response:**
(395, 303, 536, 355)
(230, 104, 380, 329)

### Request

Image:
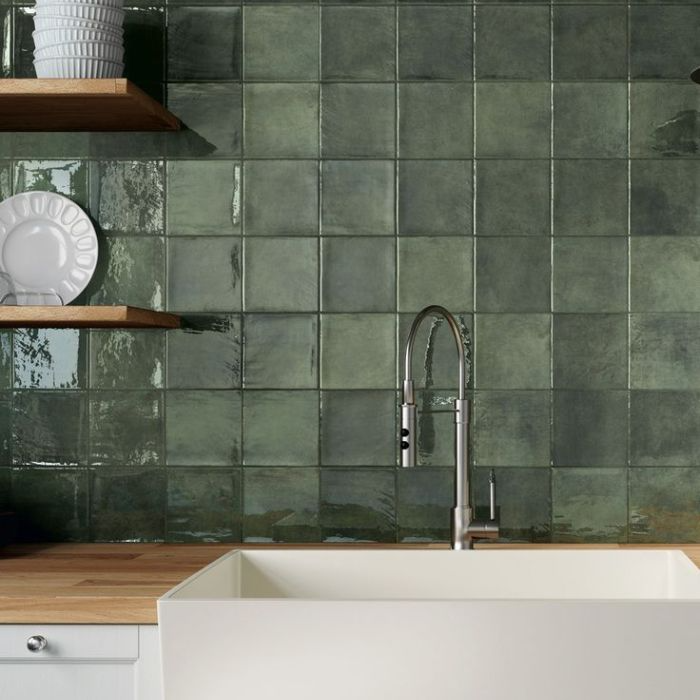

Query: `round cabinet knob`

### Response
(26, 635, 48, 653)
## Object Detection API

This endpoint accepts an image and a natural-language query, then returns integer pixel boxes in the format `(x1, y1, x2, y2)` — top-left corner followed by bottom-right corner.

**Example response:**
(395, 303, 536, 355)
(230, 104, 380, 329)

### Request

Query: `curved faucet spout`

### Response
(399, 305, 499, 550)
(402, 305, 467, 403)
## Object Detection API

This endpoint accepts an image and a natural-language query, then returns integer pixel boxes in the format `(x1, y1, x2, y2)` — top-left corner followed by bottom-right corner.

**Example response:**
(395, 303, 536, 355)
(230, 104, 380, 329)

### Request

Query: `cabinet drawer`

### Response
(0, 624, 138, 661)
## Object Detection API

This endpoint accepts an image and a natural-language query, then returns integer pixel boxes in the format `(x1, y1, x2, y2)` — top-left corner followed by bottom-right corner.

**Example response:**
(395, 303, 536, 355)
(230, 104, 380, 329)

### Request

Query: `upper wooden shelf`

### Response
(0, 305, 180, 329)
(0, 79, 180, 131)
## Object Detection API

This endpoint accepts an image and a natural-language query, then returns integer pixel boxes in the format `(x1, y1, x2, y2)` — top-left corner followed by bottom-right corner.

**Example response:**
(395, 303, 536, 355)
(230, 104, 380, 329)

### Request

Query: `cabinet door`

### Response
(0, 662, 134, 700)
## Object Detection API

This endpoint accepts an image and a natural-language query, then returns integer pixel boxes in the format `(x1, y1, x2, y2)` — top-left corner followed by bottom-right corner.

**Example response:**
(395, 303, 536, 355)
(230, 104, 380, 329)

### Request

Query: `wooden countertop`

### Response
(1, 543, 699, 625)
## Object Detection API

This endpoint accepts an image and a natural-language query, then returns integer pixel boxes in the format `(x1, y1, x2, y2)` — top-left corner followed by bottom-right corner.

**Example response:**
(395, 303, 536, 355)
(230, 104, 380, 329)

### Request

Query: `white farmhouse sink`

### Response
(158, 549, 700, 700)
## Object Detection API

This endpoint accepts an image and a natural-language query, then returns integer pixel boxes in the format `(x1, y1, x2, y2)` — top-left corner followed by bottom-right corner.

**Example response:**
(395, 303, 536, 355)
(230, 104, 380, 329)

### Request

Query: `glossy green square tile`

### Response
(244, 314, 318, 389)
(244, 160, 318, 236)
(166, 468, 241, 543)
(167, 83, 242, 158)
(630, 83, 700, 158)
(398, 313, 473, 390)
(552, 468, 627, 543)
(553, 391, 628, 467)
(167, 315, 241, 389)
(322, 7, 395, 80)
(553, 238, 627, 312)
(13, 6, 34, 78)
(554, 160, 629, 236)
(0, 7, 10, 78)
(167, 161, 241, 236)
(630, 391, 700, 466)
(399, 161, 472, 237)
(123, 8, 164, 92)
(398, 6, 471, 80)
(0, 393, 9, 464)
(553, 6, 627, 79)
(0, 161, 10, 201)
(398, 237, 472, 312)
(553, 314, 628, 389)
(11, 468, 88, 542)
(473, 467, 551, 542)
(0, 332, 11, 391)
(12, 132, 90, 160)
(631, 161, 700, 236)
(473, 390, 550, 467)
(322, 84, 395, 158)
(166, 390, 241, 466)
(243, 467, 319, 542)
(475, 6, 549, 79)
(244, 84, 319, 158)
(321, 390, 395, 466)
(476, 237, 550, 312)
(632, 239, 700, 312)
(89, 132, 164, 160)
(88, 237, 164, 309)
(90, 330, 165, 390)
(14, 160, 87, 206)
(89, 392, 162, 466)
(13, 329, 87, 389)
(475, 83, 550, 158)
(630, 468, 700, 543)
(631, 7, 699, 79)
(12, 392, 87, 466)
(475, 314, 550, 389)
(476, 160, 549, 236)
(320, 468, 395, 542)
(168, 7, 241, 80)
(90, 468, 165, 542)
(322, 237, 395, 312)
(413, 390, 459, 467)
(399, 83, 472, 158)
(554, 83, 627, 158)
(322, 161, 394, 236)
(90, 161, 164, 236)
(167, 238, 241, 312)
(631, 314, 700, 389)
(397, 468, 451, 542)
(320, 314, 395, 389)
(243, 390, 319, 466)
(245, 6, 319, 80)
(245, 238, 318, 312)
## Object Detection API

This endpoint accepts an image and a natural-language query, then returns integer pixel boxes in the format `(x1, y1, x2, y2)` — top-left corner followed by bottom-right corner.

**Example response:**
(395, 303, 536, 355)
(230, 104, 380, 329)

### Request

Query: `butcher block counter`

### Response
(0, 542, 699, 624)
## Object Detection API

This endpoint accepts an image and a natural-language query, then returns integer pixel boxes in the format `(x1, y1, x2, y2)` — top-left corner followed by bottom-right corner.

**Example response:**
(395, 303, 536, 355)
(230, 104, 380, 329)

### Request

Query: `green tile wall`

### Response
(1, 0, 700, 545)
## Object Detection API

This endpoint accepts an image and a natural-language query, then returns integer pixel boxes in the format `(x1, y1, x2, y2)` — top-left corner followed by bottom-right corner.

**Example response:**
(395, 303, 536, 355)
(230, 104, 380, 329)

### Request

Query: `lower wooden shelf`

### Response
(0, 305, 181, 329)
(0, 79, 180, 132)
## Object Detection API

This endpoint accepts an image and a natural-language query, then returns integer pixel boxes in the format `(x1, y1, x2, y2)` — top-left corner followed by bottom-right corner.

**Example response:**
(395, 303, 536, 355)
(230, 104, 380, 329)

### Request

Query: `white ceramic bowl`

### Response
(34, 56, 124, 78)
(33, 27, 122, 45)
(33, 16, 124, 32)
(36, 0, 123, 8)
(34, 4, 124, 25)
(34, 41, 124, 61)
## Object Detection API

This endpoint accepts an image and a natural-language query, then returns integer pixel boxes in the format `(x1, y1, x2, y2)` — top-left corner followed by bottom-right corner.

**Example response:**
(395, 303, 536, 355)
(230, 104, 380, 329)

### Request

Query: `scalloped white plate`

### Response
(0, 192, 98, 304)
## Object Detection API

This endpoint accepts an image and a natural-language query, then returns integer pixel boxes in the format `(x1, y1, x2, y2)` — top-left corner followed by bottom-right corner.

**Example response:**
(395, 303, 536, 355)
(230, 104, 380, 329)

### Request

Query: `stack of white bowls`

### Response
(33, 0, 124, 78)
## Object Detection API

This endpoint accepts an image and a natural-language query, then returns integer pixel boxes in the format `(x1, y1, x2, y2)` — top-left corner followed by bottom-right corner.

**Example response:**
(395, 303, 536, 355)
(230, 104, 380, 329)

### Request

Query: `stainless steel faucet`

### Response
(400, 305, 500, 550)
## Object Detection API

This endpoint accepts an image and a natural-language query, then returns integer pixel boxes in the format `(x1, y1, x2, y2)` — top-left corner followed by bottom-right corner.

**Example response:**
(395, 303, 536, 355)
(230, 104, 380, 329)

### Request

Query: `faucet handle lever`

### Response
(489, 470, 497, 521)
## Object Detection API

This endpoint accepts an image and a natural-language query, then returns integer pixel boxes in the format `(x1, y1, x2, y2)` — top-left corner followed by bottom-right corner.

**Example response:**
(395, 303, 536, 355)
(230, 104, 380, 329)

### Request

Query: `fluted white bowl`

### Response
(34, 4, 124, 25)
(33, 27, 122, 45)
(34, 56, 123, 78)
(34, 41, 124, 61)
(36, 0, 123, 8)
(33, 16, 124, 32)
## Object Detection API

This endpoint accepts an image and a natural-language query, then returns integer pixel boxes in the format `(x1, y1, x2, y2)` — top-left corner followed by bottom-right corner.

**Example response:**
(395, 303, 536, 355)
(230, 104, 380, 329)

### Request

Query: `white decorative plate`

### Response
(0, 191, 98, 304)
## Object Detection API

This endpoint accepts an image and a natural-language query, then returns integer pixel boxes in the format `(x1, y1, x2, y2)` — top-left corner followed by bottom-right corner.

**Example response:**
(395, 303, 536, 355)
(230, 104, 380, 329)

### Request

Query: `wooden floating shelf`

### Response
(0, 79, 180, 131)
(0, 306, 181, 329)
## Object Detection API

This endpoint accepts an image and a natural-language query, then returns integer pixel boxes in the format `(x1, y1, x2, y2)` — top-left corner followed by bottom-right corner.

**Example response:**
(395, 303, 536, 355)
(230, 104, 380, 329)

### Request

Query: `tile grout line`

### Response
(548, 0, 555, 540)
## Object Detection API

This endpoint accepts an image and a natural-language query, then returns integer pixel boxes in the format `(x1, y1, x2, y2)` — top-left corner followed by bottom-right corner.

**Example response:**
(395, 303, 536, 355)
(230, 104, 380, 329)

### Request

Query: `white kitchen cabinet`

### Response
(0, 624, 162, 700)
